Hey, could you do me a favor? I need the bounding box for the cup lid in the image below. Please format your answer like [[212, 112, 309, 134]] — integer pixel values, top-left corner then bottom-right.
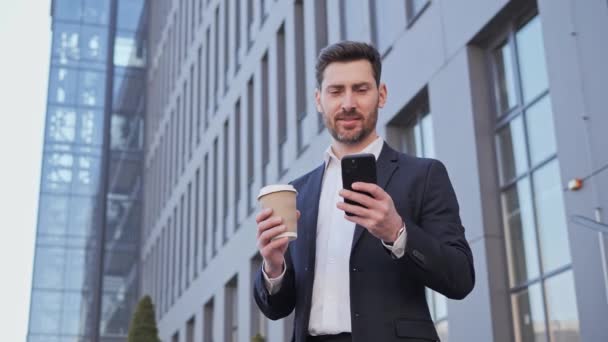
[[257, 184, 298, 200]]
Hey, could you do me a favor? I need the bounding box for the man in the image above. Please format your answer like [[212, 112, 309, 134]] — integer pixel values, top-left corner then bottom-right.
[[254, 41, 475, 342]]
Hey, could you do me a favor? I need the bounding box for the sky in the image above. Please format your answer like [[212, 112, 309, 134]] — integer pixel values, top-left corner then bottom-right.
[[0, 0, 51, 340]]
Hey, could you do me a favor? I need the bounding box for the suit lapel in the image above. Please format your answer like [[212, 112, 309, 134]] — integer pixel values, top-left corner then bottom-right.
[[302, 163, 325, 271], [351, 143, 400, 252]]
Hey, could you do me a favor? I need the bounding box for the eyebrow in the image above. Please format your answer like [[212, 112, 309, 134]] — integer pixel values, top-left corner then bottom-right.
[[325, 82, 373, 90]]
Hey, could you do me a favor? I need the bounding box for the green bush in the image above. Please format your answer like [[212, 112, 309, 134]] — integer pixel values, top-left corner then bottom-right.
[[128, 295, 161, 342], [252, 333, 266, 342]]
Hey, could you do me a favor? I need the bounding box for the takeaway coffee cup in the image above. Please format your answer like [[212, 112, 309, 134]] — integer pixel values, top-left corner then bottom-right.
[[257, 184, 298, 241]]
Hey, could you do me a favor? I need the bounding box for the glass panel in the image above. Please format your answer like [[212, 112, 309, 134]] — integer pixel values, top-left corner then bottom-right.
[[71, 154, 102, 195], [502, 178, 540, 286], [61, 291, 87, 335], [52, 23, 81, 64], [33, 247, 65, 289], [373, 1, 406, 54], [117, 0, 145, 31], [42, 150, 74, 193], [493, 42, 518, 114], [82, 0, 111, 25], [29, 290, 62, 334], [48, 67, 78, 105], [112, 72, 145, 113], [64, 249, 87, 290], [421, 114, 435, 158], [68, 196, 96, 238], [79, 109, 105, 146], [512, 284, 547, 342], [79, 70, 106, 107], [53, 0, 83, 22], [80, 25, 108, 64], [533, 160, 572, 273], [47, 107, 77, 143], [110, 113, 143, 150], [114, 31, 146, 68], [38, 194, 69, 236], [496, 115, 528, 184], [525, 96, 556, 166], [545, 271, 581, 342], [516, 17, 549, 103]]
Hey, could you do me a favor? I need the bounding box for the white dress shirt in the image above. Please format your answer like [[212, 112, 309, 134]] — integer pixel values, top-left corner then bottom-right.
[[263, 137, 407, 335]]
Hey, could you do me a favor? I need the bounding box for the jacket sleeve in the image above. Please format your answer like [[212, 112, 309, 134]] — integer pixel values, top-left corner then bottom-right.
[[401, 159, 475, 299], [253, 246, 297, 320]]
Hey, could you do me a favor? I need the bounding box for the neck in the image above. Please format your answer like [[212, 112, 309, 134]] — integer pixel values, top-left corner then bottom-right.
[[331, 132, 379, 160]]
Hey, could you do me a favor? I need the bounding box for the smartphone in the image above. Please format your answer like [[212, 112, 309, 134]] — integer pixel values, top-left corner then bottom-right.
[[341, 153, 377, 216]]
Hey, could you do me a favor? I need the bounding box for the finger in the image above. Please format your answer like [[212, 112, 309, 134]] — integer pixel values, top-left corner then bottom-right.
[[259, 225, 287, 246], [296, 210, 301, 220], [256, 208, 273, 224], [343, 212, 371, 229], [352, 182, 385, 199], [264, 235, 289, 252], [257, 216, 284, 237], [336, 201, 372, 218], [339, 189, 378, 209]]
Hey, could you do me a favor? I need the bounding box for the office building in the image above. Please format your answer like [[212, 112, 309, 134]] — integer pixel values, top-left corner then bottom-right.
[[27, 0, 147, 341]]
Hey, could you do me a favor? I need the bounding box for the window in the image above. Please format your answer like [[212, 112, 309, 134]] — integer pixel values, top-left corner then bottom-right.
[[223, 119, 230, 244], [235, 0, 242, 69], [387, 88, 447, 336], [194, 168, 200, 276], [212, 138, 218, 256], [276, 26, 287, 175], [261, 53, 270, 185], [224, 0, 231, 92], [234, 99, 242, 230], [294, 0, 307, 154], [189, 64, 194, 159], [182, 81, 187, 173], [214, 6, 220, 109], [186, 182, 192, 286], [250, 255, 268, 338], [179, 196, 185, 295], [205, 27, 211, 125], [203, 298, 214, 342], [187, 316, 195, 342], [225, 277, 238, 342], [197, 46, 202, 143], [247, 77, 255, 213], [406, 0, 430, 24], [203, 153, 209, 268], [490, 15, 580, 342]]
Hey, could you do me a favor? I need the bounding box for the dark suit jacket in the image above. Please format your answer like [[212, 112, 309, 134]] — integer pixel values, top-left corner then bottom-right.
[[254, 143, 475, 342]]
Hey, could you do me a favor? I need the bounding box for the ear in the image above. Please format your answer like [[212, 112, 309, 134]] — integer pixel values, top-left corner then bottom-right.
[[378, 83, 387, 108], [315, 88, 323, 113]]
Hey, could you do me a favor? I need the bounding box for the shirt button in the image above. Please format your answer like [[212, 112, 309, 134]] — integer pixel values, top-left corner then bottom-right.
[[354, 313, 360, 318], [352, 267, 358, 272]]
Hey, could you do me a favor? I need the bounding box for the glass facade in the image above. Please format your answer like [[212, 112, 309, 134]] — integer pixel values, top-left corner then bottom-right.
[[491, 15, 580, 342], [28, 1, 147, 341]]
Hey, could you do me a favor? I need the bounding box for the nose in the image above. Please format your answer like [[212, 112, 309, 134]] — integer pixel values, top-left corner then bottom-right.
[[341, 91, 355, 112]]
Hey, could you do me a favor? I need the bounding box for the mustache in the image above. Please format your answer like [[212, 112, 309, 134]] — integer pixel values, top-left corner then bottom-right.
[[335, 109, 363, 120]]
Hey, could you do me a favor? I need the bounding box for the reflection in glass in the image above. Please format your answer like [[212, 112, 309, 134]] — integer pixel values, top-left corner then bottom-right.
[[496, 116, 528, 184], [68, 196, 95, 238], [79, 70, 106, 107], [43, 151, 74, 193], [512, 285, 547, 342], [502, 178, 540, 286], [117, 0, 145, 31], [61, 291, 87, 335], [533, 160, 572, 273], [525, 96, 556, 166], [80, 25, 108, 63], [29, 290, 62, 334], [82, 0, 111, 25], [493, 42, 518, 114], [545, 271, 581, 342], [47, 107, 77, 143], [80, 109, 104, 146], [516, 17, 549, 103], [114, 33, 146, 68], [110, 113, 143, 150], [52, 23, 81, 63], [64, 249, 86, 290], [38, 194, 69, 235], [33, 247, 65, 289], [49, 67, 78, 105]]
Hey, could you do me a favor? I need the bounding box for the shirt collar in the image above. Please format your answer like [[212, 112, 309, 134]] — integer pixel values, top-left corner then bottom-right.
[[323, 136, 384, 168]]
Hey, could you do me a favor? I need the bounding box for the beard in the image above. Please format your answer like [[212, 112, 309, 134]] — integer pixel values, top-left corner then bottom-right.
[[323, 107, 378, 145]]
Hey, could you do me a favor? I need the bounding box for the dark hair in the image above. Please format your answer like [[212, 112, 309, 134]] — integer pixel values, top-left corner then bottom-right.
[[315, 41, 382, 88]]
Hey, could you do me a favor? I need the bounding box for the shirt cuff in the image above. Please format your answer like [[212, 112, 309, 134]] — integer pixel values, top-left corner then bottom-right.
[[262, 260, 286, 295], [381, 223, 407, 258]]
